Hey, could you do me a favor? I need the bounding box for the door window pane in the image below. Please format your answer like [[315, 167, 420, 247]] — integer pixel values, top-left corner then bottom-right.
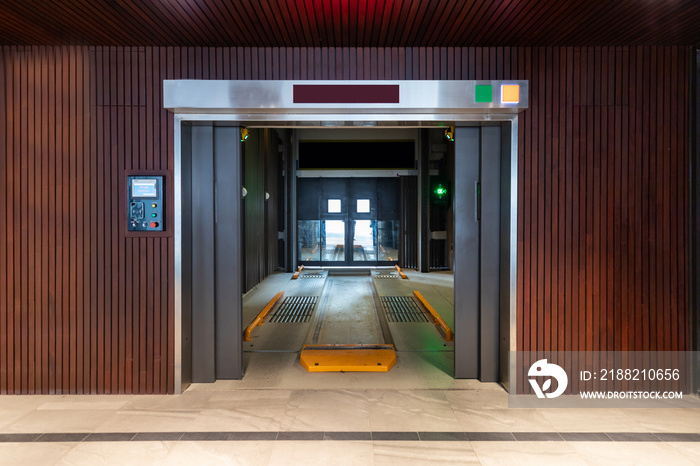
[[353, 220, 376, 261], [298, 220, 320, 261], [328, 199, 341, 213], [322, 220, 345, 261], [377, 220, 399, 262], [356, 199, 370, 213]]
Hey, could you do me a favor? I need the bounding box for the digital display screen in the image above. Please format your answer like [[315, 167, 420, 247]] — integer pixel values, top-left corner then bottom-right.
[[132, 179, 158, 198]]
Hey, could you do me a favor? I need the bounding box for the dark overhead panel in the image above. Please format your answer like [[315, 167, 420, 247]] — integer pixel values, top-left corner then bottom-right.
[[1, 0, 700, 47]]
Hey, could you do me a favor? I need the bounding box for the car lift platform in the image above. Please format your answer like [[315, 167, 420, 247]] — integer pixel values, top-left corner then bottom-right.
[[300, 344, 396, 372]]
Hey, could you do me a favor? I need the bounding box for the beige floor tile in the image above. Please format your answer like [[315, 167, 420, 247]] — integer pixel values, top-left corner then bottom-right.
[[193, 407, 287, 432], [95, 409, 198, 433], [444, 388, 509, 410], [365, 389, 452, 409], [0, 410, 34, 430], [6, 409, 117, 433], [373, 440, 479, 465], [286, 389, 369, 410], [367, 390, 463, 431], [471, 441, 584, 466], [278, 407, 371, 432], [0, 442, 77, 466], [268, 390, 370, 431], [0, 395, 57, 411], [279, 390, 371, 430], [621, 408, 700, 433], [37, 398, 130, 411], [541, 408, 646, 432], [207, 390, 292, 405], [370, 407, 462, 432], [268, 440, 373, 466], [59, 441, 175, 466], [569, 441, 700, 465], [163, 441, 272, 466], [452, 408, 556, 432], [665, 442, 700, 463], [120, 392, 213, 411]]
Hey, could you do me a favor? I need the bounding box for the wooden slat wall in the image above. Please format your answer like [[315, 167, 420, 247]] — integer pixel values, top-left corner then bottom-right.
[[0, 46, 690, 394], [1, 46, 175, 394], [516, 47, 689, 353]]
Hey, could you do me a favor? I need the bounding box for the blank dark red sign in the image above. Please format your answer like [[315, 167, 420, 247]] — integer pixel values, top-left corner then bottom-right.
[[293, 84, 400, 104]]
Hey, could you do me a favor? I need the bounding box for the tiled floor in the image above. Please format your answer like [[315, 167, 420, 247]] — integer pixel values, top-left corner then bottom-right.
[[1, 385, 699, 465], [2, 271, 698, 464]]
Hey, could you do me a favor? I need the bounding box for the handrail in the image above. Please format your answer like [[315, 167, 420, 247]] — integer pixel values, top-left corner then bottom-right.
[[292, 265, 304, 279], [394, 265, 407, 279], [413, 291, 454, 341], [243, 291, 284, 341]]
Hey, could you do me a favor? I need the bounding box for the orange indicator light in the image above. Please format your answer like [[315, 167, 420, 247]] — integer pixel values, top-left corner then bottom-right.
[[501, 84, 520, 103]]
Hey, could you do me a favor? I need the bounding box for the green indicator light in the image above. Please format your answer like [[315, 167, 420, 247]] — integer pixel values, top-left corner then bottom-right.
[[475, 85, 493, 103], [432, 181, 449, 205], [434, 184, 448, 199], [152, 213, 157, 218]]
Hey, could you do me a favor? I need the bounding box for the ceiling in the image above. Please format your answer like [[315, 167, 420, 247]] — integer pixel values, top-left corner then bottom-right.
[[1, 0, 699, 47]]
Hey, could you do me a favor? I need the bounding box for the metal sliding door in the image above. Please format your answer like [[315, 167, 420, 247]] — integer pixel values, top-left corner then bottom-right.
[[453, 125, 503, 381], [187, 125, 244, 383], [297, 177, 399, 267]]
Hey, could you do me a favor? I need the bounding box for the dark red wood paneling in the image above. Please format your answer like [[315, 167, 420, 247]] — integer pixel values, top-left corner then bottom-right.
[[512, 46, 690, 353], [0, 46, 174, 394], [2, 1, 700, 47], [0, 45, 691, 394]]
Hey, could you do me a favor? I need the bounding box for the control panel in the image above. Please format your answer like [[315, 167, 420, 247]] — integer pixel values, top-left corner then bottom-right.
[[127, 175, 164, 232]]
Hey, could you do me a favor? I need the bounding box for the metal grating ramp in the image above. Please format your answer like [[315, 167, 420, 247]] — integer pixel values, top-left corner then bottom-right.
[[287, 272, 327, 296], [269, 296, 317, 323], [381, 296, 429, 322]]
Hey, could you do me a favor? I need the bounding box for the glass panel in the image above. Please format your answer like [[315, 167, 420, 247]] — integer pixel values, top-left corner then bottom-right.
[[298, 220, 320, 261], [378, 220, 399, 261], [356, 199, 370, 213], [322, 220, 345, 261], [328, 199, 341, 213], [353, 220, 376, 261]]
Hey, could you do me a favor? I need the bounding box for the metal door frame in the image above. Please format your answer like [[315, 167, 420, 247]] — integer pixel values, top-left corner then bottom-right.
[[166, 80, 526, 393]]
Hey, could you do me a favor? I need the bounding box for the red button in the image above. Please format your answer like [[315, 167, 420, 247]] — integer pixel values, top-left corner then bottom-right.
[[150, 222, 159, 228]]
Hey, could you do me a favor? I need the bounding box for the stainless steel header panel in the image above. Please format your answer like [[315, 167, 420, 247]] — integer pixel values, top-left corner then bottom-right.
[[164, 80, 528, 116]]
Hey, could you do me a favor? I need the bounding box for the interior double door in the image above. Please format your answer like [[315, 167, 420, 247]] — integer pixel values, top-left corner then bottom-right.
[[297, 177, 399, 267]]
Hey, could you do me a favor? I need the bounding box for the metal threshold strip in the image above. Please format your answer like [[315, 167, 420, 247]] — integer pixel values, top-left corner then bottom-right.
[[300, 344, 396, 372]]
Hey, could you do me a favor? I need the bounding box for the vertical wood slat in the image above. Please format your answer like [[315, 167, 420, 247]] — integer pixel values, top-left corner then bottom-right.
[[0, 45, 692, 394], [0, 48, 7, 394]]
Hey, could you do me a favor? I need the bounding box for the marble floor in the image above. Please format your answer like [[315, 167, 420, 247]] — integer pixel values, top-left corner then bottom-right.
[[2, 271, 698, 464], [1, 383, 699, 465]]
